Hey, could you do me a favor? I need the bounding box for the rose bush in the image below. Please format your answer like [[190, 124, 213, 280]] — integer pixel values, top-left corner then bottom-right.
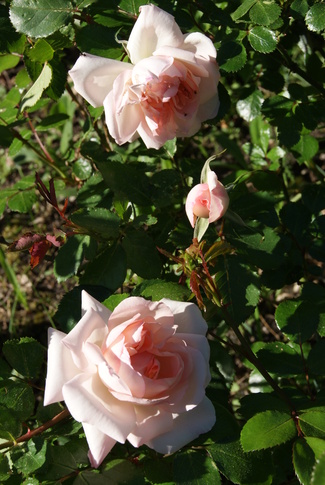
[[44, 291, 215, 467], [69, 5, 220, 149], [186, 168, 229, 228]]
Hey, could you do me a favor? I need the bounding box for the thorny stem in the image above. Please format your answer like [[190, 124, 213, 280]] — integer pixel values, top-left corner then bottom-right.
[[24, 112, 55, 165], [0, 408, 70, 450]]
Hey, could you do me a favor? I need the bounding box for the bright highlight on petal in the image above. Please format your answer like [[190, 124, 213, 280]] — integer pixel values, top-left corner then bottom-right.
[[68, 5, 220, 149], [44, 292, 215, 467]]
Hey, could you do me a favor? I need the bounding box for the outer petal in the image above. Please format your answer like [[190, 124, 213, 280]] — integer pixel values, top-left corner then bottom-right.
[[181, 32, 217, 59], [44, 328, 79, 405], [83, 422, 116, 468], [81, 290, 111, 322], [196, 60, 220, 117], [69, 53, 132, 107], [146, 397, 216, 454], [208, 171, 229, 223], [136, 121, 168, 149], [127, 406, 174, 448], [161, 299, 208, 336], [63, 308, 108, 371], [127, 5, 184, 64], [63, 373, 136, 443]]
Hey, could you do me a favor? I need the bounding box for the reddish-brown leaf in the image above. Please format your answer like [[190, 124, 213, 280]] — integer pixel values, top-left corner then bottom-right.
[[29, 239, 51, 269], [9, 232, 44, 251]]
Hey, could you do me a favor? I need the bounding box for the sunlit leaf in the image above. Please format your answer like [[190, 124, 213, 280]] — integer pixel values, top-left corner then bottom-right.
[[10, 0, 74, 38], [20, 63, 52, 111], [248, 26, 277, 53], [241, 411, 297, 451], [305, 3, 325, 32]]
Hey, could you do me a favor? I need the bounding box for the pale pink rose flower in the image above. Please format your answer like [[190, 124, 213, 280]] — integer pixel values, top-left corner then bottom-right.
[[44, 291, 215, 467], [69, 5, 220, 149], [186, 169, 229, 228]]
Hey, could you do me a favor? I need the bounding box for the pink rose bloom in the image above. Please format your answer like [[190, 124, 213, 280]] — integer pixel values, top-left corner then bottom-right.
[[44, 291, 215, 467], [186, 169, 229, 228], [69, 5, 220, 149]]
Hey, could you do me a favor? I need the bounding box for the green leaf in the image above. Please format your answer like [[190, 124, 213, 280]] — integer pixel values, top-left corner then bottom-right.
[[2, 337, 44, 379], [280, 200, 311, 240], [0, 125, 14, 148], [15, 438, 47, 476], [218, 41, 247, 72], [291, 0, 309, 19], [209, 438, 273, 484], [80, 244, 127, 291], [75, 24, 122, 59], [228, 226, 285, 271], [70, 207, 120, 239], [8, 189, 38, 213], [0, 404, 22, 440], [118, 0, 143, 15], [44, 442, 81, 481], [292, 134, 319, 164], [300, 412, 325, 439], [28, 39, 54, 62], [173, 449, 221, 485], [293, 438, 315, 485], [76, 172, 111, 208], [305, 437, 325, 460], [248, 26, 277, 53], [249, 116, 271, 153], [214, 255, 260, 324], [232, 0, 257, 21], [249, 1, 281, 26], [275, 299, 320, 343], [308, 340, 325, 376], [301, 184, 325, 217], [305, 3, 325, 32], [312, 453, 325, 485], [37, 113, 69, 130], [20, 63, 52, 112], [194, 216, 210, 242], [132, 279, 191, 301], [241, 410, 297, 451], [102, 293, 129, 312], [0, 54, 20, 73], [277, 114, 302, 147], [0, 454, 10, 482], [208, 403, 240, 443], [0, 380, 34, 421], [96, 160, 153, 206], [256, 342, 304, 376], [54, 235, 97, 282], [239, 393, 288, 420], [9, 0, 74, 38], [122, 230, 162, 279], [237, 90, 264, 122], [72, 158, 93, 180]]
